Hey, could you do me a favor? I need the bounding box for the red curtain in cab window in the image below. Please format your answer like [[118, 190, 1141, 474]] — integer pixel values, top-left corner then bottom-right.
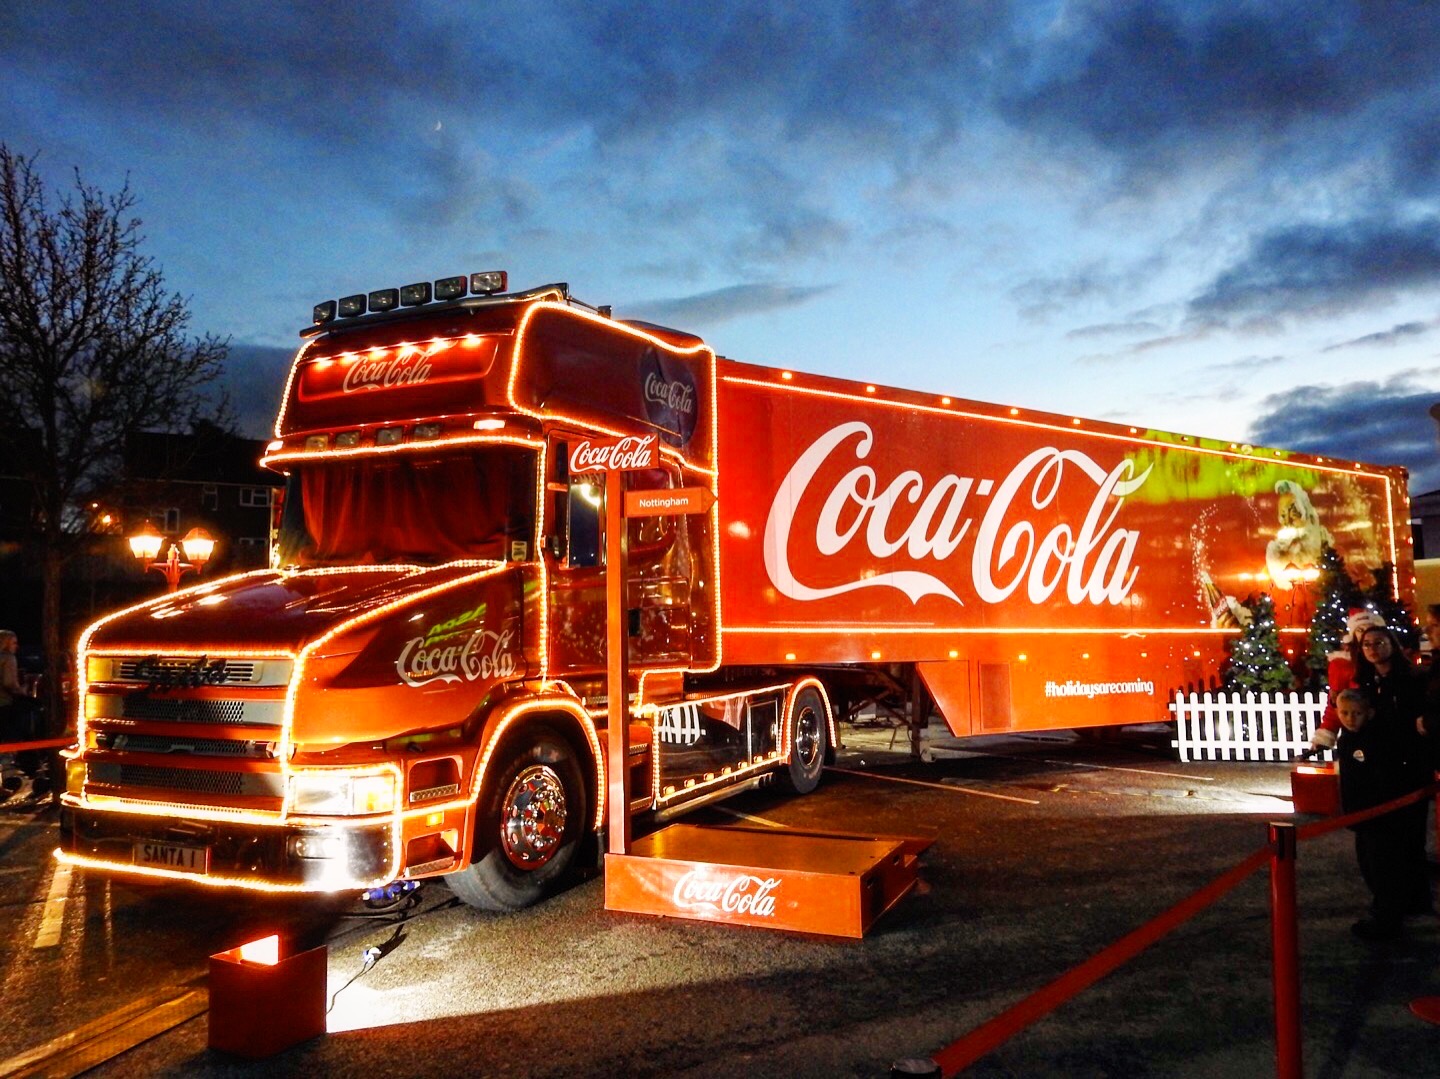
[[299, 452, 528, 564]]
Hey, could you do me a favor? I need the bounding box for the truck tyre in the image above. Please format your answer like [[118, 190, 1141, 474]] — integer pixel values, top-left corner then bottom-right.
[[449, 725, 587, 911], [781, 685, 827, 795]]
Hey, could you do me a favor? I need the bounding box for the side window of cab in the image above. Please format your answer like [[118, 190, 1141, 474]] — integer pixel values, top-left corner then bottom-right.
[[549, 438, 602, 569]]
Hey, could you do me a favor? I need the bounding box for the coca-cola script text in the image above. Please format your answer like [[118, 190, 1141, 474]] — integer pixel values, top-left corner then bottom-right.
[[763, 422, 1152, 607], [672, 869, 781, 917], [568, 434, 659, 473]]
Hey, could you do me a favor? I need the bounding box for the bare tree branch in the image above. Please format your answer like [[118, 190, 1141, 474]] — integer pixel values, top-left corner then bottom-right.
[[0, 145, 230, 732]]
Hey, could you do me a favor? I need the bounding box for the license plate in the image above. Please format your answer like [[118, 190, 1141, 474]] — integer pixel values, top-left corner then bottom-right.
[[133, 841, 209, 873]]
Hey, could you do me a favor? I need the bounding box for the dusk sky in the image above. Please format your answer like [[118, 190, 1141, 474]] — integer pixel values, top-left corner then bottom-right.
[[5, 2, 1440, 489]]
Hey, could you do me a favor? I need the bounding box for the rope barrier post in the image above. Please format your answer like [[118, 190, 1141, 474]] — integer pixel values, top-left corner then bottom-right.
[[1268, 821, 1302, 1079]]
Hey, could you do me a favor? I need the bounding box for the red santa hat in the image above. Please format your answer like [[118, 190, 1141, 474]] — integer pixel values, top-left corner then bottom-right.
[[1341, 608, 1385, 643]]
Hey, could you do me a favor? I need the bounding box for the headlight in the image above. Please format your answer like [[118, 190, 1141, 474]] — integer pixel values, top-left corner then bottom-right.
[[66, 758, 86, 795], [290, 771, 397, 816]]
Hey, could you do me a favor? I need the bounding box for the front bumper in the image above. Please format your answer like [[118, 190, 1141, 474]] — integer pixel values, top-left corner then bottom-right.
[[58, 805, 396, 892]]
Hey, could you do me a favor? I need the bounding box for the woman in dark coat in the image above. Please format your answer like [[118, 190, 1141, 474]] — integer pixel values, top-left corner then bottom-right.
[[1340, 626, 1433, 939]]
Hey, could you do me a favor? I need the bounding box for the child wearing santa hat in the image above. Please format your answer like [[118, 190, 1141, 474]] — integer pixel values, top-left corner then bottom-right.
[[1309, 608, 1387, 751]]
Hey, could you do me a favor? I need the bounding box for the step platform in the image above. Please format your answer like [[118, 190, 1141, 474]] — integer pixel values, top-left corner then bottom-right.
[[604, 824, 932, 938]]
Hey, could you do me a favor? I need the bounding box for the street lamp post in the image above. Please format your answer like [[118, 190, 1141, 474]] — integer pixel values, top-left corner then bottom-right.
[[128, 522, 216, 592]]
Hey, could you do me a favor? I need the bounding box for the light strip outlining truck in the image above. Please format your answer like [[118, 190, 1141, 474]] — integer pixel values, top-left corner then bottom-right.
[[57, 273, 1413, 908]]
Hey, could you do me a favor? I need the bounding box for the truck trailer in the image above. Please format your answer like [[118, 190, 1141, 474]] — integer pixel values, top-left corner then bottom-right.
[[58, 274, 1413, 908]]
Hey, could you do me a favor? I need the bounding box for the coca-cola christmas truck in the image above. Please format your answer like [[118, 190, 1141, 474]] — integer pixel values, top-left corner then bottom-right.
[[58, 273, 1412, 908]]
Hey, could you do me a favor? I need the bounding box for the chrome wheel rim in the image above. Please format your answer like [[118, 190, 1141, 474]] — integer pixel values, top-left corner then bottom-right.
[[794, 706, 822, 772], [500, 764, 568, 869]]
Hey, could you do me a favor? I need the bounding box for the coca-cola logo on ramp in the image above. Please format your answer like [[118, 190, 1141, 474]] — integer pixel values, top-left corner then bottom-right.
[[672, 869, 780, 917]]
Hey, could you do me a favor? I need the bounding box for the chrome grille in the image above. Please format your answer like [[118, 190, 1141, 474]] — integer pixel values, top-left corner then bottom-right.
[[117, 658, 257, 684], [118, 697, 282, 727], [97, 655, 293, 688], [88, 762, 283, 798], [110, 734, 272, 758]]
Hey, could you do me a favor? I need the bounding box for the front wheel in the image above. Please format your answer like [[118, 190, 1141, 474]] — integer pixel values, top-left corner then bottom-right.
[[448, 725, 587, 911], [781, 685, 828, 795]]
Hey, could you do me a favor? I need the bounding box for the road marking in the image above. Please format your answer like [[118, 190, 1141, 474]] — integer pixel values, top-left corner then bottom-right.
[[932, 747, 1215, 782], [713, 806, 788, 828], [1043, 759, 1214, 781], [0, 979, 207, 1078], [33, 861, 73, 949], [829, 767, 1042, 805]]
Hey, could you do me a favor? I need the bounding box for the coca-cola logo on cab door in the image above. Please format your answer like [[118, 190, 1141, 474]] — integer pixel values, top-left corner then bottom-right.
[[395, 625, 519, 688], [568, 434, 658, 473], [763, 421, 1154, 608]]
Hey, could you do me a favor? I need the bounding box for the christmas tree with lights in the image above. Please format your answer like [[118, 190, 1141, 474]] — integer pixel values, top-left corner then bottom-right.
[[1227, 593, 1296, 694], [1304, 543, 1361, 688], [1367, 562, 1420, 651]]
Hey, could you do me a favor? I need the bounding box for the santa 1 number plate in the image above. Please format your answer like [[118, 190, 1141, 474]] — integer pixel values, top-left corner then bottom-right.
[[133, 840, 209, 873]]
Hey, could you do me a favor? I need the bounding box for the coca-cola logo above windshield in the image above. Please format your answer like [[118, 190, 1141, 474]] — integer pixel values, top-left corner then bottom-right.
[[568, 434, 658, 473], [639, 348, 697, 447], [763, 422, 1154, 609], [340, 343, 439, 393]]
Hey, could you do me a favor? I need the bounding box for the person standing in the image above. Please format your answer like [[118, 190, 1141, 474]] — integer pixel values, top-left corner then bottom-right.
[[1420, 603, 1440, 749], [1344, 626, 1433, 937], [1310, 609, 1387, 752], [0, 629, 41, 782], [1335, 689, 1426, 938]]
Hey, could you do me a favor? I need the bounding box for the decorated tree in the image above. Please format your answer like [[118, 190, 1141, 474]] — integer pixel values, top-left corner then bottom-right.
[[1304, 543, 1361, 688], [1227, 593, 1296, 694], [1367, 562, 1420, 651]]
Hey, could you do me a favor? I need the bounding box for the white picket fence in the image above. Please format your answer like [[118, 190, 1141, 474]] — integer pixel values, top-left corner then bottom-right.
[[1169, 691, 1332, 763]]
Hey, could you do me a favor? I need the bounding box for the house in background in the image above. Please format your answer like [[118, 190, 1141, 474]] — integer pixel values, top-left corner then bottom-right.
[[0, 422, 282, 650], [108, 424, 283, 574]]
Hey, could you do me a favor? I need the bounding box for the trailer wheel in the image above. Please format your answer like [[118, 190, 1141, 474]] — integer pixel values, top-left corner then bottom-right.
[[781, 685, 828, 795], [449, 725, 587, 911]]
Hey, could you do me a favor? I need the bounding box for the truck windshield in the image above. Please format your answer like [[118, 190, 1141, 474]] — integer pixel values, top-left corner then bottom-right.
[[276, 447, 536, 567]]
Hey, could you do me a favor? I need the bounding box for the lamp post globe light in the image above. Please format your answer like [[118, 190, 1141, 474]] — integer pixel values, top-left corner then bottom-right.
[[128, 522, 216, 592]]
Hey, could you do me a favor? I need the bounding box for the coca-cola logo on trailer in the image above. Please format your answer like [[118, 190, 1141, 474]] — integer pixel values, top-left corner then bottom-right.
[[672, 869, 781, 917], [763, 422, 1153, 608], [568, 434, 659, 473]]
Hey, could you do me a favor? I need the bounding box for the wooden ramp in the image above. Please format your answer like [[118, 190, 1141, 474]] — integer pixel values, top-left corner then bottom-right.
[[605, 824, 932, 938]]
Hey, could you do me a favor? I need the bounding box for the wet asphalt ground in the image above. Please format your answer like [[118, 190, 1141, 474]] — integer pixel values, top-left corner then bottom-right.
[[1, 722, 1437, 1077]]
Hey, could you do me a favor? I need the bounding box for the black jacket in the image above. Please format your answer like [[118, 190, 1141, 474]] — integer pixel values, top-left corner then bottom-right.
[[1338, 709, 1430, 819]]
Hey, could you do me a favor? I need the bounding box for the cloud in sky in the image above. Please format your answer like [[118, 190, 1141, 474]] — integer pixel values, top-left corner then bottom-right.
[[1187, 218, 1440, 328], [1248, 372, 1440, 491], [1323, 319, 1437, 352], [627, 283, 835, 327], [5, 2, 1440, 489], [218, 344, 296, 440]]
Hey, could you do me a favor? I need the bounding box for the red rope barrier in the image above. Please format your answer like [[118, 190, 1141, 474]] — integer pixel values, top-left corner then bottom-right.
[[1295, 778, 1440, 841], [0, 738, 72, 753], [930, 846, 1272, 1076], [922, 775, 1440, 1077]]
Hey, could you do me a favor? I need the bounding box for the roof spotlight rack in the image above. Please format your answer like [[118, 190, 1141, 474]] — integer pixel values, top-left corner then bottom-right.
[[304, 274, 612, 337]]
